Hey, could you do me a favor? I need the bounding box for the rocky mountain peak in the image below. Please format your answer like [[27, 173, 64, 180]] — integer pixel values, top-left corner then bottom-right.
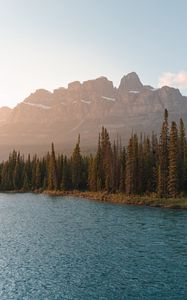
[[68, 81, 81, 90], [24, 89, 53, 105], [0, 72, 187, 160], [82, 77, 114, 97], [118, 72, 143, 93]]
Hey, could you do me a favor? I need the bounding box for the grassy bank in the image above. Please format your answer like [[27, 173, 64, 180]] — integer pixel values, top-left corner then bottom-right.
[[42, 190, 187, 209]]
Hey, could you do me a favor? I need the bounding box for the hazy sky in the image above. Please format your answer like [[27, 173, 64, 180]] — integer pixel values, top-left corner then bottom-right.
[[0, 0, 187, 107]]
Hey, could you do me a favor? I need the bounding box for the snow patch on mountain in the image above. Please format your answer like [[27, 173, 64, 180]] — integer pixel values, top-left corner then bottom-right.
[[128, 91, 140, 94], [81, 99, 91, 104], [101, 96, 116, 101], [150, 88, 158, 91], [23, 102, 51, 109]]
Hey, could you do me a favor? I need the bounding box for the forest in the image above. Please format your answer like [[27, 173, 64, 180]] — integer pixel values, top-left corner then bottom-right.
[[0, 109, 186, 198]]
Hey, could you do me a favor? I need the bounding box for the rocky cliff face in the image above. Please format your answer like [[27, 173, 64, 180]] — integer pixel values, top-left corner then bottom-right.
[[118, 72, 143, 94], [0, 72, 187, 158]]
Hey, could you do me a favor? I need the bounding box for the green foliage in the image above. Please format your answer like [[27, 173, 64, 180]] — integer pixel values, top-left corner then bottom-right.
[[0, 111, 186, 199]]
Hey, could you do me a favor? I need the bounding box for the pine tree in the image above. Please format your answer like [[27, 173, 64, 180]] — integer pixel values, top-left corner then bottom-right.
[[132, 134, 139, 194], [23, 172, 30, 191], [48, 143, 58, 190], [151, 133, 159, 193], [112, 139, 121, 192], [101, 127, 113, 192], [142, 135, 155, 193], [71, 135, 82, 190], [119, 146, 126, 192], [13, 153, 23, 190], [184, 142, 187, 192], [23, 154, 32, 190], [57, 154, 63, 187], [168, 122, 178, 197], [95, 134, 103, 191], [88, 155, 97, 191], [178, 118, 186, 191], [31, 155, 37, 190], [0, 162, 9, 190], [35, 159, 42, 189], [112, 141, 117, 192], [7, 150, 18, 190], [80, 156, 88, 190], [125, 136, 134, 194], [61, 156, 71, 190], [158, 109, 169, 197]]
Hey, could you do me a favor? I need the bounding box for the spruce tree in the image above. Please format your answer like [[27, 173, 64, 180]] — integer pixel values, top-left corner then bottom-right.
[[95, 134, 103, 191], [71, 135, 82, 190], [88, 155, 97, 191], [48, 143, 58, 190], [132, 134, 139, 194], [168, 122, 178, 197], [178, 118, 186, 191], [23, 172, 30, 191], [151, 133, 159, 193], [35, 159, 42, 189], [13, 153, 23, 190], [119, 146, 126, 192], [184, 142, 187, 192], [101, 127, 113, 192], [125, 136, 134, 194], [61, 156, 71, 190], [1, 162, 9, 191], [158, 109, 169, 197], [112, 138, 121, 192], [23, 154, 32, 190], [142, 136, 152, 193]]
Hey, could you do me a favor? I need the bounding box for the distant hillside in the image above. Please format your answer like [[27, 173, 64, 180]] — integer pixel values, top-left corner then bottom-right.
[[0, 72, 187, 159]]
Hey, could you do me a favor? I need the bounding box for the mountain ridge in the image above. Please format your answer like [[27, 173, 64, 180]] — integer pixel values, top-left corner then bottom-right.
[[0, 72, 187, 159]]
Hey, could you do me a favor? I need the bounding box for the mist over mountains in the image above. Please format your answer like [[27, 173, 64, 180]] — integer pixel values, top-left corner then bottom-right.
[[0, 72, 187, 159]]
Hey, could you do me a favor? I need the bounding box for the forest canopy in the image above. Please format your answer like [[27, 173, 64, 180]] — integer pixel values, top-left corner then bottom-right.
[[0, 110, 186, 198]]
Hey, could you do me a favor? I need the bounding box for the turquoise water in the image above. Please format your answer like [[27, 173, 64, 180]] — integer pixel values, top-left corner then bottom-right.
[[0, 193, 186, 300]]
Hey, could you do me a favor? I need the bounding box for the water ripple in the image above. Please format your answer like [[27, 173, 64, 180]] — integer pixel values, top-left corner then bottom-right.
[[0, 193, 186, 300]]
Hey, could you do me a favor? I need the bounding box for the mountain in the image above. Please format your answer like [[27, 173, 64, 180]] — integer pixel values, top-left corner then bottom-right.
[[0, 72, 187, 159], [0, 107, 12, 125]]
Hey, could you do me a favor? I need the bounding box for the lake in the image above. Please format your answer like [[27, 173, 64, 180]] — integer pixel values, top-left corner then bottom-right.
[[0, 193, 186, 300]]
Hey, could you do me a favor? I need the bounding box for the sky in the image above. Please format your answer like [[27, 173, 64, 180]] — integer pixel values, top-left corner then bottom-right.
[[0, 0, 187, 107]]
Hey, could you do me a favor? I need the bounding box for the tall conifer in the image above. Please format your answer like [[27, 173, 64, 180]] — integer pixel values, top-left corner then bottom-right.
[[158, 109, 169, 197], [168, 122, 178, 197], [125, 136, 134, 194], [48, 143, 58, 190], [178, 118, 186, 190], [71, 135, 82, 189]]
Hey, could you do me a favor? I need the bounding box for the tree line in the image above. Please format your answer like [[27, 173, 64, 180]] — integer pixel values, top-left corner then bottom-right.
[[0, 110, 186, 198]]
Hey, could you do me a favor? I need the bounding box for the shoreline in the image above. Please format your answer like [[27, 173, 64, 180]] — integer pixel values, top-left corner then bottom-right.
[[42, 190, 187, 210], [1, 190, 187, 209]]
